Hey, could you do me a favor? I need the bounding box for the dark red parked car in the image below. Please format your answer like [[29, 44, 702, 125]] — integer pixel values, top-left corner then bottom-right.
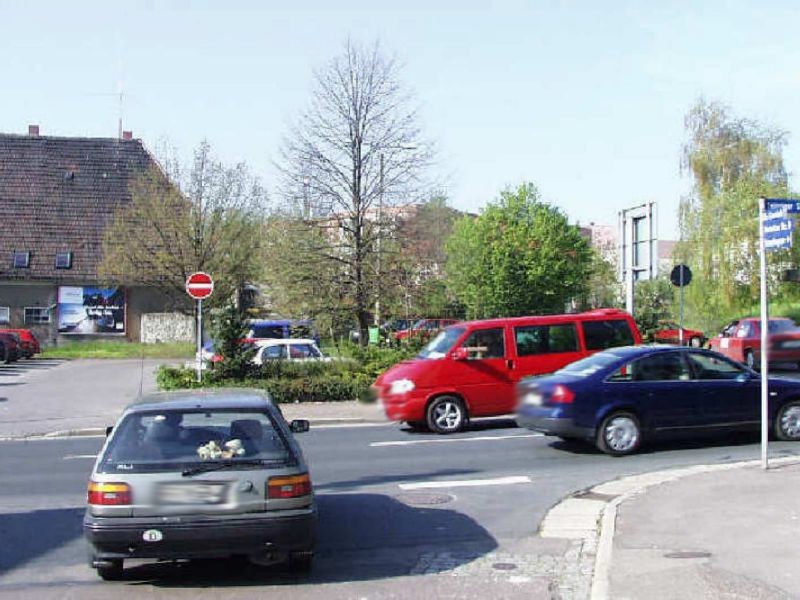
[[0, 332, 21, 363], [0, 328, 40, 358], [652, 321, 706, 347], [393, 318, 462, 341]]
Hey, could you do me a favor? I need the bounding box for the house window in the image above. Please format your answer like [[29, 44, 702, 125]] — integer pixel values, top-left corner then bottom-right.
[[24, 307, 50, 324], [0, 307, 9, 324], [13, 251, 30, 268], [55, 252, 73, 269]]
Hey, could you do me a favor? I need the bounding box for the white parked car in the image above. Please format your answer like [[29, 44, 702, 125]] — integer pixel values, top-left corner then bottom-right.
[[252, 339, 332, 365]]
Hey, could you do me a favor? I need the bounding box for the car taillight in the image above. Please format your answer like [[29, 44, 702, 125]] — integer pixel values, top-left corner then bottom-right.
[[268, 473, 312, 499], [551, 385, 575, 404], [88, 481, 132, 505]]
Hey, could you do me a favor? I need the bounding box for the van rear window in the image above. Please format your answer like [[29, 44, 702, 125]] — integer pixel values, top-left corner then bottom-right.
[[582, 320, 634, 351]]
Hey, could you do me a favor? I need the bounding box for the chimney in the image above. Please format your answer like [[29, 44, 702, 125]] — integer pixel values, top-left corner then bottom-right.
[[122, 130, 133, 141], [28, 124, 39, 137]]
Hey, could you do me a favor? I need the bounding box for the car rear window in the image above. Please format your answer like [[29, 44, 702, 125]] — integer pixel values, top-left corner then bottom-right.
[[582, 319, 635, 351], [97, 409, 292, 473], [558, 349, 626, 377]]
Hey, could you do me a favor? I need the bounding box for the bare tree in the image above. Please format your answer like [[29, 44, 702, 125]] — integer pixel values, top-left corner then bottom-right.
[[278, 40, 433, 344], [100, 141, 268, 308]]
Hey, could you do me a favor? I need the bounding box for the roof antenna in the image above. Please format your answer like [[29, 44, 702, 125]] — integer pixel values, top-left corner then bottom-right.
[[117, 82, 124, 140]]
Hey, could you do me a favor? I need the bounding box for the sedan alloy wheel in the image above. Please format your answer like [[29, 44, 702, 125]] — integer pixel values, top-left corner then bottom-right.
[[597, 412, 641, 456]]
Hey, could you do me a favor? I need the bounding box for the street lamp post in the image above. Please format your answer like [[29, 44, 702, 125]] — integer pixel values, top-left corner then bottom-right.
[[374, 143, 418, 327], [375, 152, 385, 327]]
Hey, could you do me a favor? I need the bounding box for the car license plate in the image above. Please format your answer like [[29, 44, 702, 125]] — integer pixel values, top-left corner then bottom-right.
[[524, 392, 543, 406], [158, 482, 228, 505]]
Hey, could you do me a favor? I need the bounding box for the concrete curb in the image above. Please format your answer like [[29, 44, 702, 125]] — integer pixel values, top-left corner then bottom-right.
[[538, 455, 800, 600]]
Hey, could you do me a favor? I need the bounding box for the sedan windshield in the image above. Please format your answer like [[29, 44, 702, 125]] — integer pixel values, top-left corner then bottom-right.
[[558, 349, 626, 377], [97, 409, 292, 474], [418, 327, 466, 359]]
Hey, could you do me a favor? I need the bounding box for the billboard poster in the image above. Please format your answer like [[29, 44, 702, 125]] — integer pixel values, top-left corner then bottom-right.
[[58, 286, 126, 335]]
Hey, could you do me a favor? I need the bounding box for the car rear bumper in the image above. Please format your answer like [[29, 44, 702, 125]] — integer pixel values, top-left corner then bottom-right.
[[516, 413, 593, 440], [84, 507, 316, 561]]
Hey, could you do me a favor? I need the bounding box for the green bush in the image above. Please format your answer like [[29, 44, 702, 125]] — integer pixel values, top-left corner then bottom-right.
[[157, 366, 203, 390], [156, 340, 422, 402]]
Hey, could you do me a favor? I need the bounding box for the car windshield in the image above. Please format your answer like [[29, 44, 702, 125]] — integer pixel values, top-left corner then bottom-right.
[[410, 319, 427, 330], [769, 319, 797, 333], [557, 349, 626, 377], [97, 408, 292, 474], [417, 327, 466, 359]]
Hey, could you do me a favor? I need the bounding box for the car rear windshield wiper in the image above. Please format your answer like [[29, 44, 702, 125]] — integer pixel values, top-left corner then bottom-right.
[[182, 459, 285, 477]]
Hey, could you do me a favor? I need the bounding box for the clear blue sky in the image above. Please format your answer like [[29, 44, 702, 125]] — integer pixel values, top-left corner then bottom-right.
[[2, 0, 799, 239]]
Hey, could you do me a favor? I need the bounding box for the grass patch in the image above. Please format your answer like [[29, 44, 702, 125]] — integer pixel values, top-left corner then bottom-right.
[[42, 341, 195, 359]]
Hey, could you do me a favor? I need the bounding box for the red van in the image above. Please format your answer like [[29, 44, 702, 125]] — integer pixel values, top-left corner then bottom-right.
[[374, 309, 642, 433]]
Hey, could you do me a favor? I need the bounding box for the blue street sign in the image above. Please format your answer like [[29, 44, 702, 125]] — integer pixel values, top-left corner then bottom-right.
[[765, 198, 800, 213], [763, 218, 794, 240], [766, 236, 792, 251]]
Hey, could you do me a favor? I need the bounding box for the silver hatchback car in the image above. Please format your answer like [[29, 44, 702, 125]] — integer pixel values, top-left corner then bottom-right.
[[84, 390, 315, 580]]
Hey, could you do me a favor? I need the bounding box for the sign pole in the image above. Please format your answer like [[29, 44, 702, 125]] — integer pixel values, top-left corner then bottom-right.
[[678, 268, 685, 345], [196, 298, 203, 384], [759, 197, 769, 470]]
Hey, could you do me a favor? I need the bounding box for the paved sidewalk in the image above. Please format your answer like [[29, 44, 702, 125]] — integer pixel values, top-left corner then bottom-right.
[[606, 460, 800, 599]]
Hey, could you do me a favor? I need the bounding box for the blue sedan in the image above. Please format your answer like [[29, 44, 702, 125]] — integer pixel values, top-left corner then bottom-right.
[[516, 345, 800, 456]]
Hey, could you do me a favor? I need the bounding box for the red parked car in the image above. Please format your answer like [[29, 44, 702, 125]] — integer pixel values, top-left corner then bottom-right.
[[393, 318, 461, 341], [0, 332, 21, 363], [652, 321, 706, 347], [375, 309, 642, 433], [0, 328, 40, 358], [708, 317, 800, 370]]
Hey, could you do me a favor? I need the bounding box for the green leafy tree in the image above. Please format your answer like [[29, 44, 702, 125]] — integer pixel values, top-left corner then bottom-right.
[[210, 303, 256, 380], [633, 278, 674, 341], [445, 183, 592, 319], [676, 99, 792, 332]]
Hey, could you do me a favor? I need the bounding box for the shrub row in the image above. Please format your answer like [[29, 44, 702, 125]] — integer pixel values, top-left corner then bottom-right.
[[156, 338, 428, 402], [157, 365, 373, 403]]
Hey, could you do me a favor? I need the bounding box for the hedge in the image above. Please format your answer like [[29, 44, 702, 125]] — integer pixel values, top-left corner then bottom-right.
[[156, 338, 426, 403], [157, 366, 373, 403]]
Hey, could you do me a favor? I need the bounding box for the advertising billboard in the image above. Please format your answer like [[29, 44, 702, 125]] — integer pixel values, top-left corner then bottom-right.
[[58, 286, 126, 335]]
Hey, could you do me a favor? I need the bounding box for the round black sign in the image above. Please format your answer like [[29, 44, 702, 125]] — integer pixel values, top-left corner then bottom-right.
[[670, 264, 692, 287]]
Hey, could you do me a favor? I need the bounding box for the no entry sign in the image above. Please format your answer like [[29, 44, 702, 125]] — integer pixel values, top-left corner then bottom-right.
[[186, 271, 214, 300]]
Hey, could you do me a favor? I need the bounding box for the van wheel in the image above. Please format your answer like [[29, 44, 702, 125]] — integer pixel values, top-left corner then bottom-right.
[[426, 396, 467, 434], [596, 411, 641, 456]]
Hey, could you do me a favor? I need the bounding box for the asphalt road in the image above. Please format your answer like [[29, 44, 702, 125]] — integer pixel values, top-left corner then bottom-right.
[[1, 419, 799, 599]]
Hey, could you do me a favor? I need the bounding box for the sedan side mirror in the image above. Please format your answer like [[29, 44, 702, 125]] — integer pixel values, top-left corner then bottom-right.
[[290, 419, 310, 433], [105, 426, 113, 437]]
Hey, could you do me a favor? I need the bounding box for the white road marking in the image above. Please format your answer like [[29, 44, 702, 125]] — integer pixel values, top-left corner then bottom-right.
[[399, 475, 532, 490], [62, 454, 97, 460], [371, 433, 541, 447]]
